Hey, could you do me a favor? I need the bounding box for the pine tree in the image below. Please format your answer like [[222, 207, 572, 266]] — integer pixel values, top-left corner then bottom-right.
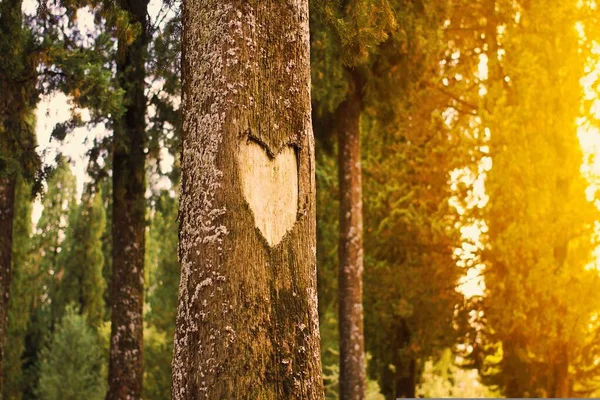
[[173, 1, 323, 398], [56, 188, 107, 328], [454, 0, 600, 396], [37, 306, 107, 400], [35, 162, 78, 325], [14, 162, 77, 398], [310, 3, 395, 394]]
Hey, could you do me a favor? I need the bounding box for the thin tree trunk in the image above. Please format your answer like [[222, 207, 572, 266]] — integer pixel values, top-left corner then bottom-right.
[[337, 74, 366, 400], [172, 1, 323, 398], [0, 1, 22, 391], [550, 335, 569, 398], [394, 358, 416, 399], [0, 177, 16, 394], [106, 0, 148, 397], [550, 352, 569, 398]]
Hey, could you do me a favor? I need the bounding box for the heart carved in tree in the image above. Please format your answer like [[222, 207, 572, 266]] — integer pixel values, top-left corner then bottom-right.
[[238, 139, 298, 246]]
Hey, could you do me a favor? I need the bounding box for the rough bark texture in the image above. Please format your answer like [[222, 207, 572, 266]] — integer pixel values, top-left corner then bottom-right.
[[106, 0, 149, 398], [0, 177, 16, 395], [173, 1, 323, 398], [336, 77, 366, 400]]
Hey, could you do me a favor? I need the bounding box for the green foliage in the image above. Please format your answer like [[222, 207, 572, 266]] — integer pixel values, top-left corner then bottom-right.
[[55, 187, 107, 328], [362, 95, 465, 397], [0, 0, 41, 188], [417, 349, 499, 398], [32, 161, 78, 323], [147, 10, 182, 164], [0, 0, 128, 190], [320, 307, 385, 400], [315, 144, 340, 317], [143, 188, 180, 399], [457, 1, 600, 397], [143, 325, 173, 400], [12, 161, 79, 397], [36, 306, 107, 400], [312, 0, 396, 68]]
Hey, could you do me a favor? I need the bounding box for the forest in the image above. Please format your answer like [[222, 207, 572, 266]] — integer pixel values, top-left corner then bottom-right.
[[2, 0, 600, 398]]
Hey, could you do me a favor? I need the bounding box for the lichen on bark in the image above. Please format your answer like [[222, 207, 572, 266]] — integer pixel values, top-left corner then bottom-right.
[[173, 1, 323, 398]]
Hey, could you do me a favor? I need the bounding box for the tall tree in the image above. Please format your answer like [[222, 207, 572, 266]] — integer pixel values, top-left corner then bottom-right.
[[456, 0, 600, 397], [20, 161, 77, 398], [0, 169, 17, 396], [1, 0, 123, 387], [335, 70, 367, 400], [106, 0, 150, 397], [0, 0, 39, 388], [2, 179, 33, 399], [311, 3, 395, 396], [311, 1, 458, 397], [173, 1, 323, 398]]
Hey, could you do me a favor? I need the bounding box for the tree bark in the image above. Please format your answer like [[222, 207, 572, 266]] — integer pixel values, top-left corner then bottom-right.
[[173, 1, 323, 398], [337, 74, 366, 400], [0, 177, 16, 394], [106, 0, 148, 398], [0, 3, 22, 390], [394, 358, 416, 399], [549, 337, 569, 398]]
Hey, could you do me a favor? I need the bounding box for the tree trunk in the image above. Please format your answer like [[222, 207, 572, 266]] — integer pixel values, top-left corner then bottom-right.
[[394, 358, 416, 399], [106, 0, 148, 398], [172, 1, 323, 398], [0, 177, 16, 394], [337, 74, 366, 400], [550, 338, 569, 398]]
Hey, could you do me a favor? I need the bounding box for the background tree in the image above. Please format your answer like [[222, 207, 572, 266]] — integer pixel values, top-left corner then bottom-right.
[[2, 179, 33, 399], [144, 188, 180, 399], [36, 306, 107, 400], [106, 0, 150, 396], [0, 0, 123, 387], [457, 0, 600, 397], [55, 187, 107, 328], [19, 161, 77, 398], [0, 0, 41, 386], [310, 2, 396, 395], [311, 1, 476, 398]]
